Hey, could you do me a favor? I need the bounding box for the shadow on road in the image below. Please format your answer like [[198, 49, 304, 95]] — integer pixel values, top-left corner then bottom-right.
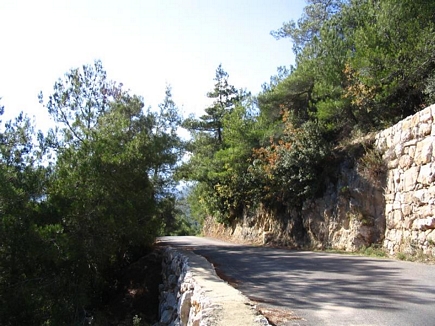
[[199, 246, 434, 310], [158, 237, 435, 325], [160, 237, 435, 326]]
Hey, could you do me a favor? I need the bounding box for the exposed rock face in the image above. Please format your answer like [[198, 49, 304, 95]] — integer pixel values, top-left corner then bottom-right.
[[376, 104, 435, 256], [204, 157, 386, 252], [204, 104, 435, 258], [301, 158, 386, 251]]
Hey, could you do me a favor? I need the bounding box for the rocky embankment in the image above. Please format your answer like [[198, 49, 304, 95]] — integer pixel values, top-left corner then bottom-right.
[[204, 104, 435, 258]]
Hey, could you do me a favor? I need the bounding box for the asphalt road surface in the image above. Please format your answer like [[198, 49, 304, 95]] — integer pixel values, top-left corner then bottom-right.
[[158, 236, 435, 326]]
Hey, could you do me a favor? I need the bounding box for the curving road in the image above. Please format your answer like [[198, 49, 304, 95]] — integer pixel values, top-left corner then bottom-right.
[[158, 236, 435, 326]]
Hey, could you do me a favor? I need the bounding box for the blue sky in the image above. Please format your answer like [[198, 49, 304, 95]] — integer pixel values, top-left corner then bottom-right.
[[0, 0, 305, 130]]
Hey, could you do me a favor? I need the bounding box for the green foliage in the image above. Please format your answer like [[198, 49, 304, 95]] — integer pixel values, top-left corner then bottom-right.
[[0, 62, 184, 324], [38, 60, 124, 148], [165, 188, 201, 236], [257, 65, 314, 126], [183, 63, 331, 223], [396, 252, 407, 261], [357, 145, 387, 185], [250, 116, 331, 208], [181, 66, 253, 223], [271, 0, 345, 55], [271, 0, 435, 136], [185, 182, 211, 225], [342, 0, 435, 127], [0, 111, 60, 325], [360, 245, 387, 258], [424, 71, 435, 104], [182, 64, 248, 144], [133, 314, 142, 326]]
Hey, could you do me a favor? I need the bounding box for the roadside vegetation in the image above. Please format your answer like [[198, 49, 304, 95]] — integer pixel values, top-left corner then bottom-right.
[[181, 0, 435, 227], [326, 245, 435, 264], [0, 62, 188, 324]]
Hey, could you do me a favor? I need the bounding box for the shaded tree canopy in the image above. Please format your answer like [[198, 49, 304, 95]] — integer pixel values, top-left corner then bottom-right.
[[0, 61, 186, 325]]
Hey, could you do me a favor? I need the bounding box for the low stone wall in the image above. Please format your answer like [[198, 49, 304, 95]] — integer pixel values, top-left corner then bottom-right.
[[158, 248, 217, 325], [157, 247, 269, 326], [375, 104, 435, 256]]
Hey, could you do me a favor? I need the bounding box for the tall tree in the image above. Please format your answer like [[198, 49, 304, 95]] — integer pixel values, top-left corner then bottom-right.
[[183, 64, 248, 144], [180, 66, 252, 222], [343, 0, 435, 126], [37, 61, 184, 323], [148, 85, 183, 195], [0, 109, 56, 325], [181, 65, 249, 182], [271, 0, 346, 55], [38, 60, 124, 148]]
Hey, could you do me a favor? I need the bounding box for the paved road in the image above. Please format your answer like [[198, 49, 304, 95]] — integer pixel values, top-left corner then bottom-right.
[[158, 236, 435, 326]]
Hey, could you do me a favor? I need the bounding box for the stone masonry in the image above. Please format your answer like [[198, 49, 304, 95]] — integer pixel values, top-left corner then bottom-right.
[[375, 104, 435, 256], [157, 247, 269, 326], [157, 248, 216, 326]]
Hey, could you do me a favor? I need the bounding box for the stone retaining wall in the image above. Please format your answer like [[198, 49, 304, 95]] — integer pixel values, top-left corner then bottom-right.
[[375, 104, 435, 256], [157, 247, 269, 326], [157, 248, 217, 326]]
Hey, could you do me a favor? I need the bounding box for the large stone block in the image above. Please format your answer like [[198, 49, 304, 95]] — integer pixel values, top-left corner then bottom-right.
[[393, 199, 402, 210], [402, 191, 415, 204], [178, 290, 193, 325], [421, 204, 435, 218], [387, 158, 399, 169], [409, 144, 416, 159], [414, 218, 435, 231], [417, 163, 435, 185], [428, 185, 435, 197], [415, 137, 433, 165], [401, 203, 412, 216], [419, 106, 433, 124], [401, 166, 420, 191], [386, 210, 396, 229], [403, 139, 418, 148], [393, 126, 402, 147], [396, 229, 405, 244], [401, 118, 413, 142], [426, 230, 435, 243], [384, 190, 395, 202], [393, 170, 402, 192], [394, 143, 404, 158], [384, 229, 396, 241], [411, 111, 420, 127], [402, 115, 413, 127], [417, 123, 432, 138], [385, 203, 394, 214], [391, 209, 403, 228], [404, 215, 418, 229], [413, 189, 430, 206], [399, 155, 413, 170]]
